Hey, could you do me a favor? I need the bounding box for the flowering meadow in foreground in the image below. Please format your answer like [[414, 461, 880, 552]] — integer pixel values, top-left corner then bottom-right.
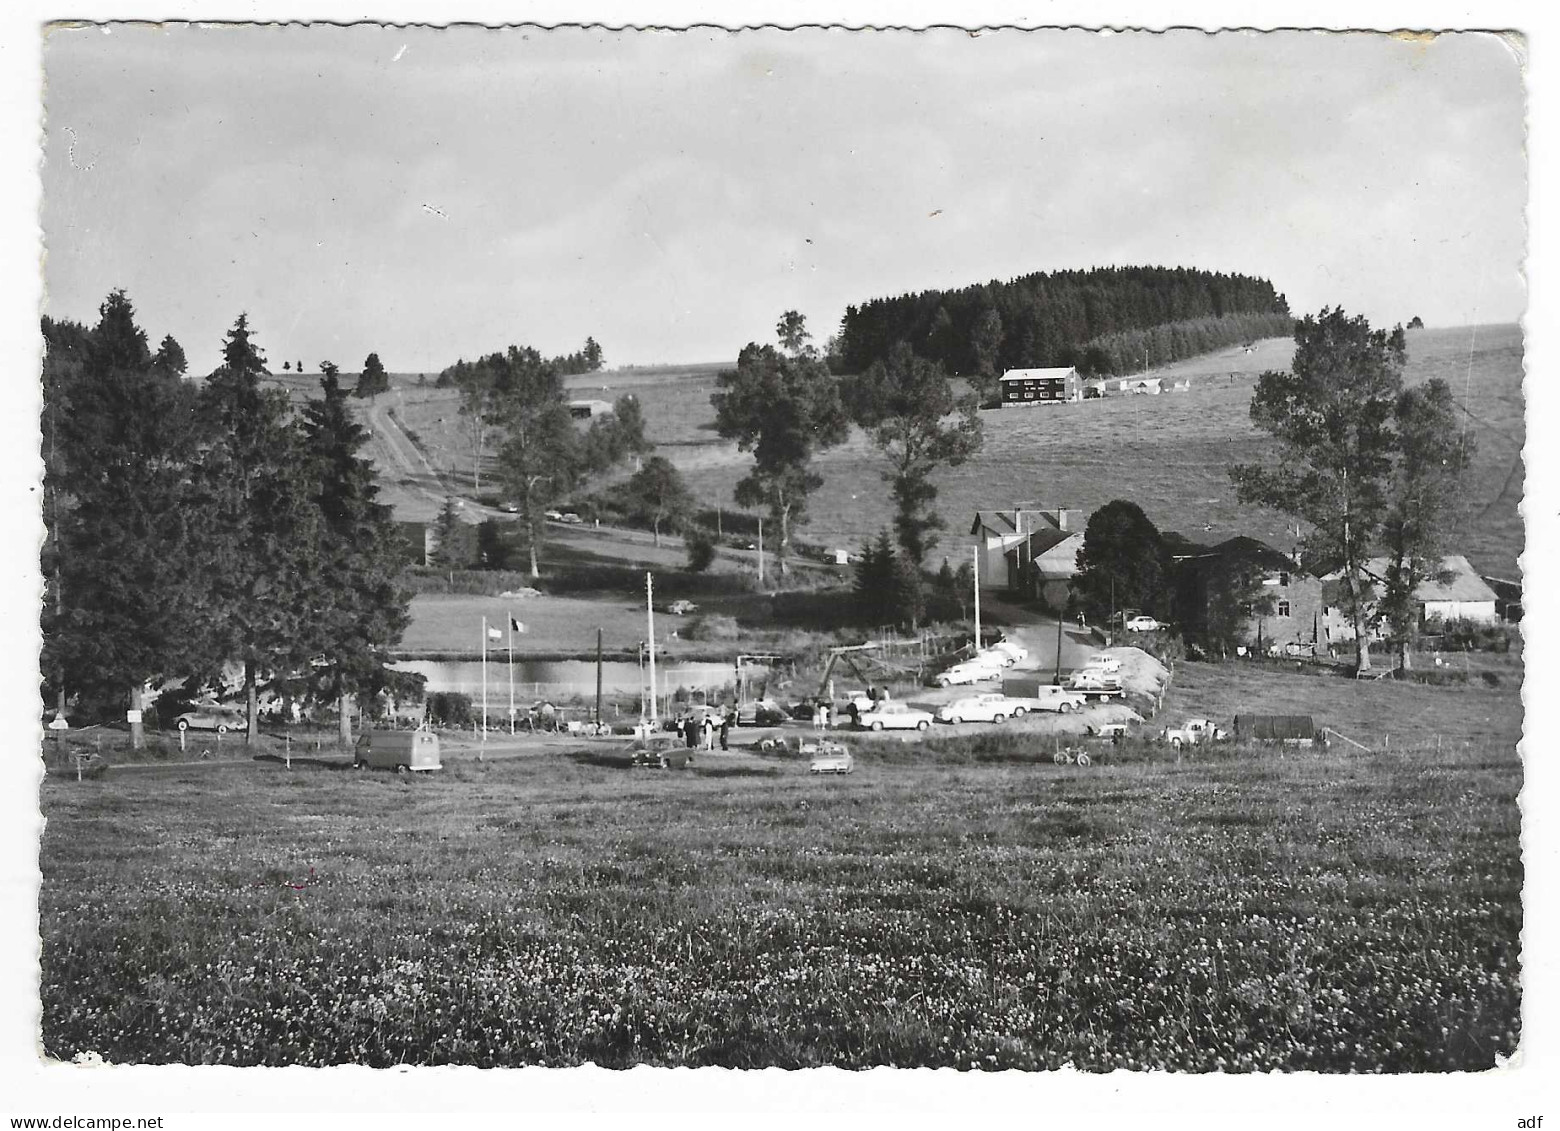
[[39, 740, 1520, 1070]]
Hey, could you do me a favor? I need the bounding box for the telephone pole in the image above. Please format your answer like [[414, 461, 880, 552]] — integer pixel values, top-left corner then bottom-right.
[[646, 572, 659, 725]]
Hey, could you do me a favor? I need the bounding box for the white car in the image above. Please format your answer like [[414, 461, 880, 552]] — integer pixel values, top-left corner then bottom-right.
[[1082, 653, 1121, 674], [545, 509, 564, 521], [666, 599, 699, 615], [976, 647, 1019, 668], [1069, 669, 1123, 693], [1162, 718, 1228, 748], [936, 693, 1019, 724], [935, 659, 1003, 687], [857, 702, 933, 731], [987, 639, 1029, 665], [1006, 685, 1088, 714], [809, 743, 855, 774], [1124, 615, 1163, 632], [560, 512, 584, 524]]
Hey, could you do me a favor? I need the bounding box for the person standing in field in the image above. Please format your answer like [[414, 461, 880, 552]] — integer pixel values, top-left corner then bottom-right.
[[702, 713, 716, 751]]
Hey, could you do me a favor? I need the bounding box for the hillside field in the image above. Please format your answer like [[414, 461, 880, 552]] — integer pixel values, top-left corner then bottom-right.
[[358, 325, 1523, 580]]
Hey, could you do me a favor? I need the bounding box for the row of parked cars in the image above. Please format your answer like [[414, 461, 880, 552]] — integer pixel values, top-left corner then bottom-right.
[[933, 638, 1029, 687]]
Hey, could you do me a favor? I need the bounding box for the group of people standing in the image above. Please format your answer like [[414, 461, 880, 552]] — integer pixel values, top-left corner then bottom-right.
[[676, 708, 733, 751]]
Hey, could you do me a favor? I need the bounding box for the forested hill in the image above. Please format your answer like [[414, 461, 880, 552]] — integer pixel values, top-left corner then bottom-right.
[[837, 265, 1293, 379]]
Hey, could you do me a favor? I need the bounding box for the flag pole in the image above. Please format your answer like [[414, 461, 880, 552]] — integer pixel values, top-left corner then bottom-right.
[[508, 612, 515, 735], [481, 615, 489, 738]]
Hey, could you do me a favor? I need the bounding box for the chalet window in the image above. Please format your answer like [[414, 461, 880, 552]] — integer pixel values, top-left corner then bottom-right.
[[1279, 572, 1290, 587], [1277, 600, 1291, 617], [1240, 602, 1253, 616]]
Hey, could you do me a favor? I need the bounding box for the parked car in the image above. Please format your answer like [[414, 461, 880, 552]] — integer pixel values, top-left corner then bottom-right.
[[736, 699, 785, 726], [936, 693, 1019, 725], [559, 512, 584, 524], [1161, 718, 1228, 748], [1124, 615, 1163, 632], [976, 647, 1019, 668], [1069, 669, 1123, 693], [987, 639, 1029, 665], [1004, 685, 1088, 714], [809, 742, 855, 774], [1086, 721, 1133, 739], [857, 702, 933, 731], [544, 509, 564, 521], [1081, 653, 1121, 674], [666, 599, 699, 615], [174, 703, 246, 733], [935, 658, 1004, 687]]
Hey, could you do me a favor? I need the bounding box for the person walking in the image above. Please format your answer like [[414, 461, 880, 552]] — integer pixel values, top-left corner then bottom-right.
[[683, 714, 698, 749], [719, 710, 731, 751], [819, 702, 831, 730]]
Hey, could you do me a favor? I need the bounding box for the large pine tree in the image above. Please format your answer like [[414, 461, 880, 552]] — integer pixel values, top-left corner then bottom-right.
[[199, 313, 322, 741], [301, 362, 412, 743], [49, 292, 224, 747]]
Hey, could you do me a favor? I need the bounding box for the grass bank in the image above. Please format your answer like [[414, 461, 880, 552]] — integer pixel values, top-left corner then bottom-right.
[[40, 737, 1519, 1070]]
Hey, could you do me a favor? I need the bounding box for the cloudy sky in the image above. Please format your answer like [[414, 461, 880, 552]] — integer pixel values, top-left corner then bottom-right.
[[41, 24, 1526, 373]]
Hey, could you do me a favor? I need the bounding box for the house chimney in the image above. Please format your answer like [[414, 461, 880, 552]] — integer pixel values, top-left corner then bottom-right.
[[1056, 508, 1069, 531]]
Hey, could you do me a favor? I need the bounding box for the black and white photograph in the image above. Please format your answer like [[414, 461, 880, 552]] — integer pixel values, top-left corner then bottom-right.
[[5, 2, 1554, 1123]]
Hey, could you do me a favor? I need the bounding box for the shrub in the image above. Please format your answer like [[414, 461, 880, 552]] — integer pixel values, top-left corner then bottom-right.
[[427, 692, 473, 728], [401, 568, 542, 596], [685, 615, 740, 642], [1425, 618, 1519, 654], [685, 531, 716, 573]]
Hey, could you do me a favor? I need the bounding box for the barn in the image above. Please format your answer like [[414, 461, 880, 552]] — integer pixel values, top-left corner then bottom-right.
[[999, 367, 1080, 407]]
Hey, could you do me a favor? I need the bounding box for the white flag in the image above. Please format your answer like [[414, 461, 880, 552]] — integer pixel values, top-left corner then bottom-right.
[[487, 626, 502, 642]]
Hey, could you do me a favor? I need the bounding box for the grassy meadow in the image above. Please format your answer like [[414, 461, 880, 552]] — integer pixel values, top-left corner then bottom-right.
[[39, 721, 1520, 1071]]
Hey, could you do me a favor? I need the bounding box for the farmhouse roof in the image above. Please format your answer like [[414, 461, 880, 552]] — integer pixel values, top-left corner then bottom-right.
[[1003, 526, 1079, 560], [999, 367, 1077, 382], [1356, 554, 1498, 604], [1166, 534, 1297, 572]]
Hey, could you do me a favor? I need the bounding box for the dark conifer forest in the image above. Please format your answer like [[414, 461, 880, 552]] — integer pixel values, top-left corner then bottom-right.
[[836, 265, 1293, 380]]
